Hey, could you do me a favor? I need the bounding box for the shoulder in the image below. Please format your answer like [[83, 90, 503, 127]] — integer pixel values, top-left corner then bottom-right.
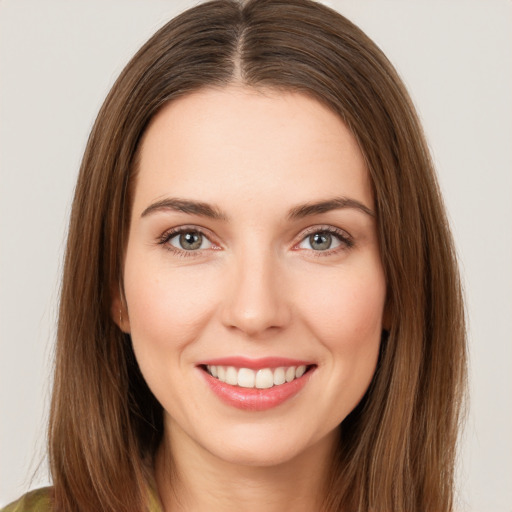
[[1, 488, 53, 512], [2, 484, 162, 512]]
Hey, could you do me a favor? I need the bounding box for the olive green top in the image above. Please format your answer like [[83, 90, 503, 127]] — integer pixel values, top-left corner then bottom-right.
[[1, 489, 52, 512], [1, 486, 163, 512]]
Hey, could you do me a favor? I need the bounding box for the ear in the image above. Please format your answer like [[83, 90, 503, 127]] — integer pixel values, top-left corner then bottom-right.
[[111, 285, 131, 333]]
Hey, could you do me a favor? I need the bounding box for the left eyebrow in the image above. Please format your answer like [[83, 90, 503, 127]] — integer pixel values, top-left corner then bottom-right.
[[287, 196, 375, 219], [140, 198, 228, 220]]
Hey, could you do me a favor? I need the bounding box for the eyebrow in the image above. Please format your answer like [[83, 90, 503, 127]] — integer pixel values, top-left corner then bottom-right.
[[140, 195, 374, 221], [287, 197, 375, 219], [141, 198, 228, 220]]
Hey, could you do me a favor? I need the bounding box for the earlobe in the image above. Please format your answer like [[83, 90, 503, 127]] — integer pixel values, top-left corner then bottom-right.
[[111, 289, 131, 333]]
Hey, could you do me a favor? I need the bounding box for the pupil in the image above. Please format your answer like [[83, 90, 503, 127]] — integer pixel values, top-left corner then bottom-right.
[[180, 232, 202, 250], [310, 232, 331, 250]]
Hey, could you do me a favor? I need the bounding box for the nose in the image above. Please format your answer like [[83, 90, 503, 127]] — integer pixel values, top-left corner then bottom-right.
[[220, 250, 291, 338]]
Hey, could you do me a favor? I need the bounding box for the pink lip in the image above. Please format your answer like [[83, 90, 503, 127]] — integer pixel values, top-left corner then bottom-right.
[[197, 358, 315, 412], [197, 356, 312, 370]]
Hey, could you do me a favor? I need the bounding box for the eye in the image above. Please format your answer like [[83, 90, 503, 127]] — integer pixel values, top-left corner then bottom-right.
[[302, 232, 339, 251], [164, 229, 213, 251], [296, 227, 353, 252]]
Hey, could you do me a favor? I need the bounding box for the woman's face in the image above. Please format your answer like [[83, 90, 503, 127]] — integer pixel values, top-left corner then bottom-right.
[[119, 86, 386, 467]]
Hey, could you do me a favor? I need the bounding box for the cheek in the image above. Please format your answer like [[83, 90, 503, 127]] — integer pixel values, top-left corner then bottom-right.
[[123, 259, 220, 352], [301, 269, 385, 418], [122, 260, 222, 415], [299, 263, 385, 401], [302, 269, 386, 347]]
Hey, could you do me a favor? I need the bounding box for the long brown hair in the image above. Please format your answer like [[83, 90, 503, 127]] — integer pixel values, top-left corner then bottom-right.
[[49, 1, 467, 510]]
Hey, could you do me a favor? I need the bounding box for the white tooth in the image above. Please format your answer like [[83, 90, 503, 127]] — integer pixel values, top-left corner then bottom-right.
[[226, 366, 238, 385], [238, 368, 256, 388], [217, 366, 226, 382], [285, 366, 296, 383], [256, 368, 274, 389], [295, 365, 306, 378], [273, 367, 286, 385], [209, 365, 218, 378]]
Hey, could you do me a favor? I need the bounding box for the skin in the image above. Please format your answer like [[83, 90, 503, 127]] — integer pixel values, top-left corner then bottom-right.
[[115, 85, 387, 511]]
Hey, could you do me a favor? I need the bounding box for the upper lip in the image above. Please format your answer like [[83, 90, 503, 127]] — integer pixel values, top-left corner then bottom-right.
[[196, 356, 314, 370]]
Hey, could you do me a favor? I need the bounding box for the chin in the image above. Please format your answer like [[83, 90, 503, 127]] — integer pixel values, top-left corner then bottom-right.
[[196, 421, 338, 469]]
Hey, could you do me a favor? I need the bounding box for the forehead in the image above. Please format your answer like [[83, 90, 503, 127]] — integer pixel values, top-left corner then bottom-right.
[[133, 85, 372, 216]]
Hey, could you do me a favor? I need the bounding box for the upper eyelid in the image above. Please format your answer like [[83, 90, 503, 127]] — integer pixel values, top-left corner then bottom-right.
[[296, 224, 352, 240], [161, 225, 215, 240]]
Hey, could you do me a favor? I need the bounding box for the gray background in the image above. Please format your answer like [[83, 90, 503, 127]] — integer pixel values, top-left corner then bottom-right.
[[1, 1, 511, 509]]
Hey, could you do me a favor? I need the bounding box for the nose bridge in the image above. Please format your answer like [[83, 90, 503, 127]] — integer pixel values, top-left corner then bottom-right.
[[221, 242, 290, 336]]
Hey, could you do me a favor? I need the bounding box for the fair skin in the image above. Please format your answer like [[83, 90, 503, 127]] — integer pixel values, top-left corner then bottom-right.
[[115, 85, 387, 511]]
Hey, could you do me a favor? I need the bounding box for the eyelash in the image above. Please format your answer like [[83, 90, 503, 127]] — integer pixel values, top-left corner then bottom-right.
[[157, 225, 354, 258]]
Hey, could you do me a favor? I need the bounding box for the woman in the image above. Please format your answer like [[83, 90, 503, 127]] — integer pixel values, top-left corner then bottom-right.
[[3, 0, 466, 510]]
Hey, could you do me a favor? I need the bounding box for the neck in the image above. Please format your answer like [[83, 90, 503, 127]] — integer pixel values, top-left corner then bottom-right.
[[154, 423, 337, 512]]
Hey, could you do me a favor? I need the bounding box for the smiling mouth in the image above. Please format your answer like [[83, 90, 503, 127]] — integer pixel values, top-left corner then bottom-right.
[[203, 364, 314, 389]]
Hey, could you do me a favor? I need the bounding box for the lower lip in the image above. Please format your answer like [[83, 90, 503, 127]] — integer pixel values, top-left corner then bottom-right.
[[200, 368, 313, 411]]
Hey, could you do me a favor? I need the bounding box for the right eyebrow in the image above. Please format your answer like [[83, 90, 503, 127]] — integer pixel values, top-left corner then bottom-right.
[[140, 197, 228, 220], [287, 196, 375, 219]]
